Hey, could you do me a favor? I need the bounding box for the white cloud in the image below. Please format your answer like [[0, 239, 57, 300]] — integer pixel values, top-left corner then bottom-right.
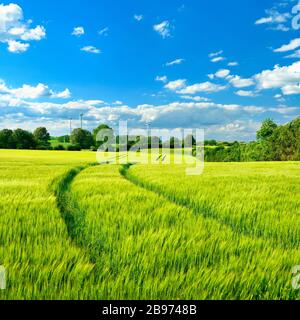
[[72, 26, 84, 37], [153, 20, 172, 38], [155, 76, 168, 83], [81, 46, 101, 54], [211, 56, 225, 63], [7, 40, 29, 53], [228, 75, 255, 88], [52, 89, 71, 99], [180, 95, 211, 102], [274, 38, 300, 52], [209, 50, 223, 58], [177, 81, 227, 94], [215, 69, 230, 78], [228, 62, 239, 67], [285, 49, 300, 58], [99, 27, 109, 36], [134, 15, 143, 22], [166, 58, 184, 66], [255, 9, 291, 31], [235, 90, 256, 97], [255, 61, 300, 95], [113, 100, 123, 105], [0, 81, 298, 140], [268, 107, 299, 114], [281, 84, 300, 95], [164, 79, 186, 91], [10, 83, 50, 99], [0, 81, 71, 99], [243, 106, 264, 113], [21, 25, 46, 41], [0, 3, 23, 32], [8, 26, 25, 36], [209, 50, 226, 63], [0, 3, 46, 53]]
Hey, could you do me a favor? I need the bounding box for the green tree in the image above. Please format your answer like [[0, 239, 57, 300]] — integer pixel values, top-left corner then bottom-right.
[[257, 119, 278, 141], [33, 127, 51, 149], [0, 129, 15, 149], [93, 124, 115, 148], [204, 139, 218, 146], [57, 135, 70, 143], [70, 128, 93, 149], [12, 129, 36, 150]]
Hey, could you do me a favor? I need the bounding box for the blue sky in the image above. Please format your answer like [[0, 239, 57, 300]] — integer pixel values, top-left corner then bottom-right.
[[0, 0, 299, 140]]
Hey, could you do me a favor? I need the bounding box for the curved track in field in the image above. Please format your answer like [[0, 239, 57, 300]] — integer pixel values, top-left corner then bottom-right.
[[120, 164, 293, 250], [53, 162, 294, 252], [52, 163, 99, 263], [50, 162, 300, 299]]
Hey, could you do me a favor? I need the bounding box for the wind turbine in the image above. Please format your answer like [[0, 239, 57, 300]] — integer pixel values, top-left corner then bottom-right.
[[80, 113, 84, 129]]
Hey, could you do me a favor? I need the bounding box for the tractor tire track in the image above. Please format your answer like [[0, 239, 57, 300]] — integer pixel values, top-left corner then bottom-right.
[[51, 163, 99, 262], [120, 164, 294, 250]]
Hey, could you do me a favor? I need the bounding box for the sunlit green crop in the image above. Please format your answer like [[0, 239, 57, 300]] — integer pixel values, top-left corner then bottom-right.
[[0, 150, 299, 299]]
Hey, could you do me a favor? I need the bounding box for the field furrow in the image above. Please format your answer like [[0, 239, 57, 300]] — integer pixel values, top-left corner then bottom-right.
[[126, 162, 300, 249], [70, 164, 300, 299]]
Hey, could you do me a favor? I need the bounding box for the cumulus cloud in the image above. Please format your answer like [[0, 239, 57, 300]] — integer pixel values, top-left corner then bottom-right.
[[215, 69, 230, 78], [0, 81, 71, 99], [153, 20, 172, 38], [164, 79, 186, 91], [0, 3, 46, 53], [235, 90, 257, 97], [52, 88, 71, 99], [227, 75, 255, 88], [164, 78, 226, 94], [81, 46, 101, 54], [7, 40, 29, 53], [255, 61, 300, 95], [281, 84, 300, 95], [72, 26, 84, 36], [21, 25, 46, 41], [0, 82, 298, 140], [177, 82, 227, 94]]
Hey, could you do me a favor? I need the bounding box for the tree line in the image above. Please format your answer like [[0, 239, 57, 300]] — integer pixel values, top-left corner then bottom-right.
[[204, 117, 300, 162], [0, 127, 51, 150], [0, 117, 299, 162], [0, 124, 197, 151]]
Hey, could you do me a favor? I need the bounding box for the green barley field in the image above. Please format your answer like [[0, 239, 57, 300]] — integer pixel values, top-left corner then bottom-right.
[[0, 149, 299, 300]]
